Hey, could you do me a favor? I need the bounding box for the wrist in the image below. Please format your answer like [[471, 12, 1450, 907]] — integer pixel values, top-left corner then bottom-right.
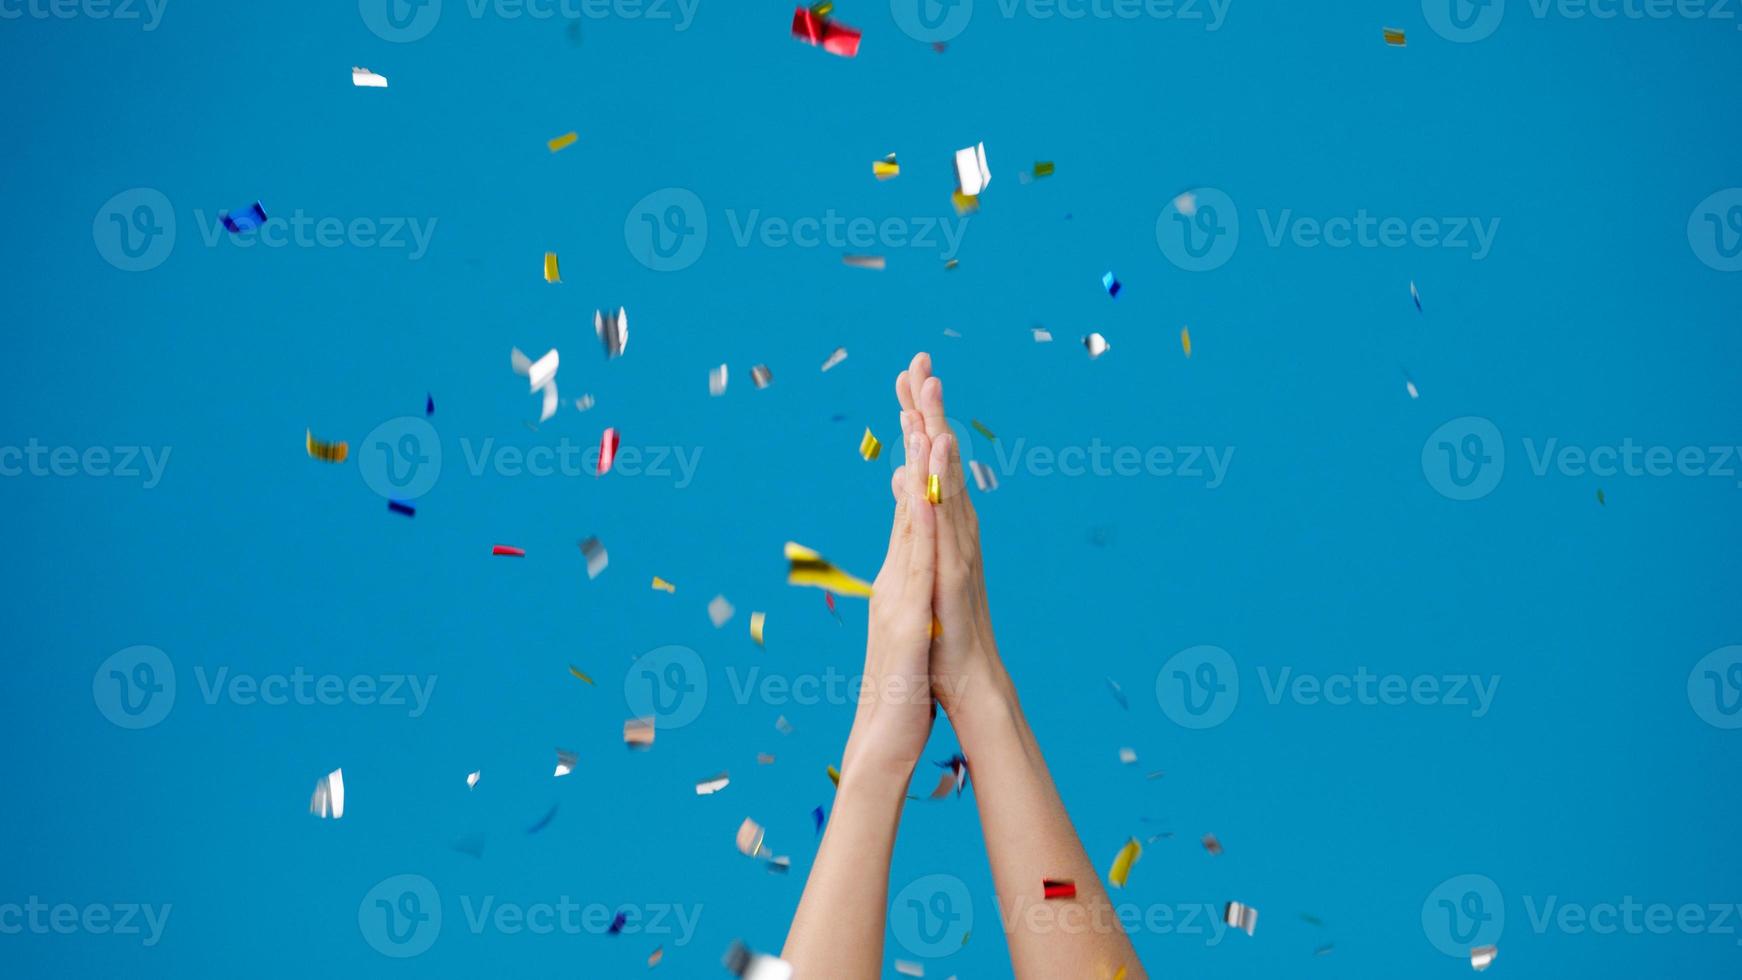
[[941, 654, 1020, 743]]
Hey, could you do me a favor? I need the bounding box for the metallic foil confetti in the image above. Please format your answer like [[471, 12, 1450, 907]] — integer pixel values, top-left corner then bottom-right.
[[492, 545, 525, 557], [1383, 26, 1406, 45], [351, 66, 387, 88], [723, 940, 794, 980], [968, 459, 997, 492], [790, 5, 861, 57], [1102, 271, 1122, 298], [708, 594, 735, 628], [305, 430, 348, 463], [820, 347, 848, 371], [826, 765, 840, 786], [543, 252, 560, 282], [388, 500, 415, 517], [750, 611, 766, 646], [951, 190, 980, 216], [553, 748, 577, 777], [594, 307, 629, 359], [309, 768, 344, 819], [926, 473, 941, 505], [1033, 161, 1055, 178], [842, 254, 886, 270], [1223, 901, 1258, 935], [548, 131, 578, 152], [624, 716, 655, 748], [873, 153, 899, 180], [648, 947, 664, 967], [1118, 747, 1136, 764], [425, 393, 433, 415], [527, 804, 559, 834], [598, 427, 620, 475], [1109, 837, 1141, 887], [1201, 832, 1223, 855], [608, 912, 627, 935], [574, 393, 595, 412], [221, 201, 267, 234], [1042, 879, 1076, 900], [709, 363, 729, 396], [859, 428, 882, 461], [1181, 327, 1192, 357], [1410, 279, 1422, 312], [812, 806, 825, 834], [579, 536, 608, 579], [785, 542, 874, 597], [1084, 333, 1111, 359], [1106, 677, 1129, 709], [750, 364, 772, 389], [1032, 327, 1053, 342], [954, 141, 991, 196], [757, 753, 774, 765], [652, 576, 676, 593], [735, 817, 766, 857], [944, 258, 959, 270], [1470, 945, 1497, 970], [696, 772, 731, 795], [895, 961, 923, 977], [466, 770, 481, 789], [970, 419, 996, 441], [568, 664, 594, 685]]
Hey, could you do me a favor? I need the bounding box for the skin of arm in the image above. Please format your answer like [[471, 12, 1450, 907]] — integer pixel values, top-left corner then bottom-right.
[[897, 352, 1148, 980]]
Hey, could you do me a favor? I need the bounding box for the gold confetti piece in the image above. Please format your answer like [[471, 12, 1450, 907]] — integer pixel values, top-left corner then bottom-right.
[[1181, 326, 1192, 357], [1108, 837, 1141, 887], [926, 474, 941, 505], [736, 817, 766, 857], [944, 259, 959, 270], [750, 611, 766, 646], [951, 190, 980, 216], [873, 153, 899, 180], [859, 428, 882, 461], [756, 753, 775, 765], [648, 946, 664, 967], [306, 429, 348, 463], [652, 576, 676, 593], [750, 364, 773, 389], [624, 717, 655, 748], [843, 254, 886, 270], [1470, 945, 1498, 971], [1033, 160, 1055, 178], [1383, 26, 1406, 45], [543, 251, 560, 282], [1223, 900, 1258, 936], [785, 542, 874, 597], [567, 664, 595, 685], [1113, 969, 1128, 980], [970, 419, 996, 441], [696, 772, 730, 794], [548, 131, 578, 152], [826, 765, 841, 787]]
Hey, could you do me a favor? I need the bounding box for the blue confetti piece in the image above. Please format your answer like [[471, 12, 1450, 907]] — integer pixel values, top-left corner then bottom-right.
[[220, 201, 267, 234]]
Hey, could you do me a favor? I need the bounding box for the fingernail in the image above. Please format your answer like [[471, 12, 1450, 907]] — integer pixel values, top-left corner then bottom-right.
[[926, 474, 942, 505]]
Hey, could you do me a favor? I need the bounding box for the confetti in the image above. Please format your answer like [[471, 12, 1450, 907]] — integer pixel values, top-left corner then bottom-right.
[[1032, 327, 1053, 343], [452, 833, 486, 858], [598, 428, 620, 475], [951, 190, 980, 216], [942, 328, 962, 338], [608, 912, 628, 935], [492, 545, 525, 557], [873, 153, 899, 180], [756, 753, 775, 765], [895, 961, 923, 977], [859, 428, 882, 461], [548, 131, 578, 152], [954, 141, 991, 197], [1470, 945, 1498, 971], [511, 347, 561, 422], [1383, 26, 1406, 45], [1108, 837, 1142, 888], [466, 770, 481, 789], [553, 748, 577, 777], [221, 201, 267, 234], [624, 717, 655, 749], [1404, 372, 1420, 400], [575, 536, 609, 579], [723, 940, 794, 980], [1172, 190, 1199, 216], [750, 364, 773, 389], [1201, 833, 1223, 855], [709, 363, 729, 396], [1102, 271, 1122, 298], [1410, 279, 1423, 312], [842, 254, 886, 270], [735, 817, 766, 857], [1597, 488, 1606, 506], [527, 803, 559, 834], [574, 394, 595, 412], [594, 307, 629, 359], [388, 500, 415, 517], [1118, 747, 1137, 765], [968, 460, 997, 492], [568, 664, 595, 685], [821, 347, 849, 372], [708, 594, 735, 628], [927, 770, 957, 799], [1083, 333, 1111, 359], [750, 611, 766, 646], [652, 576, 677, 593], [944, 258, 959, 270], [351, 66, 388, 88], [648, 947, 664, 967], [696, 772, 731, 795], [309, 768, 344, 819], [785, 542, 874, 597], [1105, 677, 1128, 709], [970, 419, 996, 441], [766, 856, 791, 874], [826, 765, 841, 787], [1181, 327, 1193, 357], [1223, 900, 1258, 936], [1315, 944, 1335, 956], [1033, 161, 1055, 178], [1043, 879, 1077, 900], [305, 430, 348, 463], [543, 252, 560, 283], [926, 473, 942, 505], [812, 806, 825, 834], [776, 716, 793, 734], [790, 4, 861, 57]]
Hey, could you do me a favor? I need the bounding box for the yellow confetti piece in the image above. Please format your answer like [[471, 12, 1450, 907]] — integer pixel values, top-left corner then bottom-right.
[[567, 664, 594, 685], [931, 618, 943, 638], [1033, 161, 1055, 178], [951, 190, 980, 216], [873, 154, 899, 180], [970, 419, 996, 441], [926, 474, 941, 505], [1108, 837, 1142, 888], [1113, 968, 1127, 980], [548, 131, 578, 152], [827, 765, 841, 787], [1181, 326, 1192, 358], [944, 259, 959, 270], [750, 611, 766, 646], [305, 429, 348, 463], [859, 428, 882, 461], [651, 576, 676, 593], [785, 542, 873, 598], [544, 252, 560, 283], [1382, 27, 1406, 45]]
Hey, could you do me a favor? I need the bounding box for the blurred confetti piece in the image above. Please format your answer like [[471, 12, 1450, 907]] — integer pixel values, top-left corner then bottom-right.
[[1106, 677, 1128, 709], [1102, 271, 1122, 298], [937, 753, 969, 796], [821, 347, 849, 371], [1315, 944, 1335, 956], [466, 770, 481, 789], [756, 753, 775, 765], [943, 327, 962, 338], [543, 252, 560, 282], [624, 717, 655, 749], [812, 806, 825, 834], [843, 254, 886, 270], [598, 428, 620, 475], [766, 855, 791, 874], [452, 833, 486, 858], [927, 770, 956, 799], [1032, 327, 1053, 343], [512, 346, 560, 391], [1173, 191, 1198, 216], [648, 947, 663, 967], [860, 428, 882, 461], [1383, 26, 1406, 45], [351, 66, 388, 87], [709, 594, 735, 628], [388, 500, 415, 517], [1181, 327, 1192, 357], [1043, 879, 1076, 900], [309, 768, 344, 819], [1470, 945, 1498, 971], [1118, 747, 1137, 765], [1083, 333, 1111, 358], [951, 190, 980, 216], [786, 542, 873, 597], [595, 307, 629, 359], [750, 364, 773, 389], [873, 153, 899, 180], [568, 664, 595, 685], [652, 576, 677, 593], [425, 393, 434, 415], [1405, 372, 1420, 399], [306, 430, 348, 463], [548, 131, 578, 152], [1108, 837, 1142, 887], [527, 803, 559, 834], [750, 611, 766, 646], [776, 715, 793, 734], [895, 962, 923, 977], [1410, 279, 1422, 312], [970, 419, 997, 441], [574, 393, 595, 412], [554, 749, 577, 777], [1223, 901, 1258, 936], [790, 5, 860, 57], [710, 363, 729, 396], [944, 258, 959, 270], [723, 940, 794, 980], [579, 536, 608, 579], [221, 201, 267, 234], [697, 772, 731, 795], [492, 545, 525, 557], [1033, 160, 1055, 178], [1597, 488, 1606, 506], [1202, 833, 1223, 855], [954, 141, 991, 196], [968, 460, 997, 492], [827, 765, 841, 787], [735, 817, 766, 857], [608, 912, 628, 935]]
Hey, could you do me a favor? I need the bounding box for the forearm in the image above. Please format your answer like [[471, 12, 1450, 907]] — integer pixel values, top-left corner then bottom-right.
[[781, 758, 911, 979], [950, 656, 1147, 980]]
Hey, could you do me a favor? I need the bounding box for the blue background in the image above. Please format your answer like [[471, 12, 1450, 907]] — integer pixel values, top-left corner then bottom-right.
[[2, 0, 1740, 976]]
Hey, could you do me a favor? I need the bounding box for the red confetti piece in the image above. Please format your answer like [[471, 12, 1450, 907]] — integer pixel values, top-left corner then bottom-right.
[[598, 427, 620, 475], [493, 545, 525, 557], [1043, 879, 1077, 900], [791, 6, 860, 57]]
